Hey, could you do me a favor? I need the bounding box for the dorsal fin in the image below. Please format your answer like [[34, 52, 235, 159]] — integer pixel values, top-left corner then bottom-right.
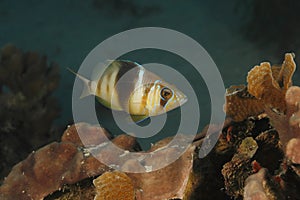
[[91, 62, 108, 82]]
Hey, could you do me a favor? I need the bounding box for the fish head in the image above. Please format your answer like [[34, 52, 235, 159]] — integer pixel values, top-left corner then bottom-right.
[[128, 81, 187, 117], [159, 83, 188, 113], [144, 81, 188, 116]]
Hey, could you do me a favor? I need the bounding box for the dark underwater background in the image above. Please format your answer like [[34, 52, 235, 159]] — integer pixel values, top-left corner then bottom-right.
[[1, 0, 300, 181]]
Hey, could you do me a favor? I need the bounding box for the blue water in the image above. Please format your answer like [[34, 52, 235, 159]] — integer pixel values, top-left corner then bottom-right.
[[1, 0, 299, 149]]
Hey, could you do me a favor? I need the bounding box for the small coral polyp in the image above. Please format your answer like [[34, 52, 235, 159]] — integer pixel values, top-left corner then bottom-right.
[[93, 171, 135, 200]]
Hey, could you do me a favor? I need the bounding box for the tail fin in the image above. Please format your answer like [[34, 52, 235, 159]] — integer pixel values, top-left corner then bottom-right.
[[67, 68, 96, 98]]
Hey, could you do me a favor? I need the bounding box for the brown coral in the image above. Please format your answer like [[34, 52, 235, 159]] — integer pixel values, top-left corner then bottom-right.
[[225, 85, 265, 121], [222, 137, 258, 197], [225, 53, 296, 122], [0, 44, 61, 181], [0, 123, 200, 200], [0, 123, 142, 200], [247, 62, 281, 100], [224, 54, 300, 199], [91, 136, 200, 200], [247, 54, 295, 112], [126, 142, 196, 200], [225, 53, 300, 155]]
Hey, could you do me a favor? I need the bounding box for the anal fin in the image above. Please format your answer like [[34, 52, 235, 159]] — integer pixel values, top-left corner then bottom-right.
[[127, 115, 149, 124]]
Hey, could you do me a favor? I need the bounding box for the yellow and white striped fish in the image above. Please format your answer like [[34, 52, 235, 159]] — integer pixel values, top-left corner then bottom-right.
[[69, 60, 187, 122]]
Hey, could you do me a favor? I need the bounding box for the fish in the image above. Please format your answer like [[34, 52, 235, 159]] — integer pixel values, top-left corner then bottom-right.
[[69, 60, 187, 122]]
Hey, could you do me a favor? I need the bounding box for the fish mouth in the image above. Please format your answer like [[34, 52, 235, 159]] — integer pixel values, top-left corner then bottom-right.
[[175, 90, 188, 106], [179, 95, 188, 106]]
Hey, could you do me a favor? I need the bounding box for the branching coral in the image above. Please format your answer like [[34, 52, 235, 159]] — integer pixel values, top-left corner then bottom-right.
[[225, 53, 295, 122], [225, 53, 298, 150], [0, 44, 61, 182], [224, 53, 300, 199]]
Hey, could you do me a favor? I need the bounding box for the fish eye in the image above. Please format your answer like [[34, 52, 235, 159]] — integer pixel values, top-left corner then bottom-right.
[[160, 87, 173, 100]]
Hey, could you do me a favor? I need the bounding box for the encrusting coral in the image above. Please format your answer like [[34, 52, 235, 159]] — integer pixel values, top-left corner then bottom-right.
[[0, 123, 202, 200], [0, 123, 115, 200], [125, 139, 197, 200], [0, 44, 61, 182]]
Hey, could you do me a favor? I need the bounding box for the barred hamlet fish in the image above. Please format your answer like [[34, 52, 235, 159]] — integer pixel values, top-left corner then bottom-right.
[[69, 60, 187, 122]]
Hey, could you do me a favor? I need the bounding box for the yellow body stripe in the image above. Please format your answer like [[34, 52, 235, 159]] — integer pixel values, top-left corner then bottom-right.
[[96, 66, 122, 110]]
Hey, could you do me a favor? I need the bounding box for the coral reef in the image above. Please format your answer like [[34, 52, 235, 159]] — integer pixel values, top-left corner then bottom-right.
[[1, 110, 299, 199], [225, 53, 300, 152], [0, 123, 200, 200], [223, 53, 300, 199], [0, 44, 61, 182], [219, 117, 297, 199], [1, 54, 300, 199], [0, 123, 114, 200], [225, 53, 295, 122]]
